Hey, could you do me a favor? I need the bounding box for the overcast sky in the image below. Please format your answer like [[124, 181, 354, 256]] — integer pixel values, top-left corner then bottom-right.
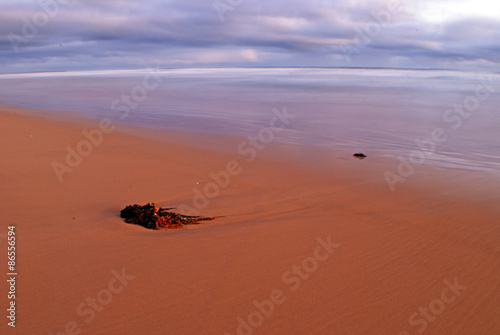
[[1, 0, 499, 73]]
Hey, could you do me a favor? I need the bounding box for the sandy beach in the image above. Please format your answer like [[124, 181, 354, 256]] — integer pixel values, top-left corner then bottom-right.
[[1, 106, 499, 335]]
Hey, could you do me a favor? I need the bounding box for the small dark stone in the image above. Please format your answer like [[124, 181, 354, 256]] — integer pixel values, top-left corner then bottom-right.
[[353, 153, 367, 159]]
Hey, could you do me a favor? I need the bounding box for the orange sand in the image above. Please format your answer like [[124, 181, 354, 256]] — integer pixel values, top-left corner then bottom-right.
[[0, 107, 499, 335]]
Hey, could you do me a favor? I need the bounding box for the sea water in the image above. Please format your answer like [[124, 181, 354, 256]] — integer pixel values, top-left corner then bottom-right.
[[1, 67, 499, 172]]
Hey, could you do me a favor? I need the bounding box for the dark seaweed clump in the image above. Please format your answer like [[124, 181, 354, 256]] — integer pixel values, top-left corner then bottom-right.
[[120, 203, 218, 230]]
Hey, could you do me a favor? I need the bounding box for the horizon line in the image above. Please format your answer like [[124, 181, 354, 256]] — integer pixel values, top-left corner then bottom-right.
[[0, 66, 497, 77]]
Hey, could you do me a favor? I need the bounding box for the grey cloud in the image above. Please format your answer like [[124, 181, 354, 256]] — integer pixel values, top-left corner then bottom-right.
[[0, 0, 498, 73]]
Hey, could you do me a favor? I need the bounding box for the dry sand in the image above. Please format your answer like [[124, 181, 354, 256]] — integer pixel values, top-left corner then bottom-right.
[[1, 107, 499, 335]]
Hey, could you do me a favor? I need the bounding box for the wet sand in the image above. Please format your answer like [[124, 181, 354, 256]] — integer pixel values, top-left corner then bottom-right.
[[1, 107, 499, 335]]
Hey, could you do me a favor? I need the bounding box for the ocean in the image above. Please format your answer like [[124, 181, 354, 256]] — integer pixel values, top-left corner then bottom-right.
[[1, 67, 499, 172]]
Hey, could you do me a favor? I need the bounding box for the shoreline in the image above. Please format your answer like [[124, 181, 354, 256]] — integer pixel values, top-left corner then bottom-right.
[[4, 104, 498, 204], [3, 85, 500, 178], [1, 106, 499, 334]]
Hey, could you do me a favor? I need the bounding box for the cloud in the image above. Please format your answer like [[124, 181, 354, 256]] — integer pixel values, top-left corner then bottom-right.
[[0, 0, 498, 73]]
